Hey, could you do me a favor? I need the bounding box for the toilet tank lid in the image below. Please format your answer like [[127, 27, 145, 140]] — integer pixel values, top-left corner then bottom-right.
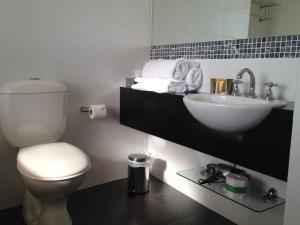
[[0, 80, 68, 94]]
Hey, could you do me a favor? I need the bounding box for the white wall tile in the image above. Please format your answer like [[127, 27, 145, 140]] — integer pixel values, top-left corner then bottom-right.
[[44, 15, 74, 56], [71, 0, 102, 21], [192, 4, 224, 36], [82, 149, 141, 188], [225, 0, 251, 14], [194, 0, 225, 9], [294, 89, 300, 122], [100, 55, 149, 114], [64, 115, 147, 161], [284, 184, 300, 225], [69, 18, 102, 57], [101, 23, 150, 60], [0, 0, 151, 210], [101, 0, 151, 28], [45, 55, 100, 94], [223, 11, 250, 38], [191, 33, 223, 43], [42, 0, 73, 17], [152, 0, 193, 32], [152, 29, 193, 45], [298, 64, 300, 90]]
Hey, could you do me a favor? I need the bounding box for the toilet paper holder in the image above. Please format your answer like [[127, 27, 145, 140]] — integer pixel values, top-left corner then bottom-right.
[[80, 105, 107, 120], [80, 106, 89, 113]]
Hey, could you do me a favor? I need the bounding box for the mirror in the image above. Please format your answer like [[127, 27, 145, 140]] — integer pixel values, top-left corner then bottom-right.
[[152, 0, 300, 45]]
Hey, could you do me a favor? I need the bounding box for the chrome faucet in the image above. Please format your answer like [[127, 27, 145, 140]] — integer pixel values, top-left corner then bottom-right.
[[236, 68, 256, 98]]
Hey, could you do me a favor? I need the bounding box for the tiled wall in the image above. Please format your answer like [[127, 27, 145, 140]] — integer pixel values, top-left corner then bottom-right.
[[284, 65, 300, 224], [152, 0, 251, 45], [0, 0, 151, 210], [151, 35, 300, 60]]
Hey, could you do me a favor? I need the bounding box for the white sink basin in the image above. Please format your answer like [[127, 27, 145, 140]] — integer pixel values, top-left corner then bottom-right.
[[183, 93, 286, 133]]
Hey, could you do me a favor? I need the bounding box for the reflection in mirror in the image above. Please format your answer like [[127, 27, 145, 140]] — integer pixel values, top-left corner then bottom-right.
[[249, 0, 300, 38], [152, 0, 300, 45]]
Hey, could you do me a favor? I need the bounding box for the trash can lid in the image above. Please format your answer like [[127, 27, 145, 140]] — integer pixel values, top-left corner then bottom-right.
[[128, 154, 151, 163]]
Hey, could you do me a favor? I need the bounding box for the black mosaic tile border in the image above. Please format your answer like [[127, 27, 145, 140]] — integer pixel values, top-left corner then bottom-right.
[[150, 35, 300, 59]]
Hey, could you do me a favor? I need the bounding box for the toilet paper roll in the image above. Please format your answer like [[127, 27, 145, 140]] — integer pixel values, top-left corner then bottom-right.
[[88, 105, 107, 120]]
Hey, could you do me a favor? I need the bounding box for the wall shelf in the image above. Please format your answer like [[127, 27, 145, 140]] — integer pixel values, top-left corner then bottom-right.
[[177, 167, 285, 213]]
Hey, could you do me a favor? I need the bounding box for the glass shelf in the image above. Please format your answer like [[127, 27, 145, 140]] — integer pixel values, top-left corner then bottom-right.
[[177, 167, 285, 213]]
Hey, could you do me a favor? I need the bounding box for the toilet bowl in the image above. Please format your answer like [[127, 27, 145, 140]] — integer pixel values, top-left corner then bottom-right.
[[17, 142, 91, 225], [0, 80, 91, 225], [22, 175, 86, 225]]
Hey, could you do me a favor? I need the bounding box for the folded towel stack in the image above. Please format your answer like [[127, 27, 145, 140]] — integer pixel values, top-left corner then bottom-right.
[[131, 59, 202, 93], [141, 58, 190, 80], [132, 78, 187, 93]]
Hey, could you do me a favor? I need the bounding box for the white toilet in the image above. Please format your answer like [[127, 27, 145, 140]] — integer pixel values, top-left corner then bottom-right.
[[0, 80, 91, 225]]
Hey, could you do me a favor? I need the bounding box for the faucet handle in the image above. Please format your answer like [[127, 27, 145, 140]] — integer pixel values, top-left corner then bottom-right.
[[265, 81, 279, 88], [265, 81, 279, 101], [232, 79, 243, 96]]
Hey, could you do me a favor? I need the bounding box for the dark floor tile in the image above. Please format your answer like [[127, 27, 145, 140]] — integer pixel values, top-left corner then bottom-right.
[[76, 199, 179, 225], [0, 176, 235, 225], [0, 206, 26, 225], [148, 176, 177, 197], [167, 210, 236, 225], [67, 189, 98, 223], [86, 177, 175, 210], [153, 189, 212, 219], [87, 179, 135, 209]]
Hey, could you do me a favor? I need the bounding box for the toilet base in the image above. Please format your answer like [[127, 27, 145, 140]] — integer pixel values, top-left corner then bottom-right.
[[22, 189, 72, 225]]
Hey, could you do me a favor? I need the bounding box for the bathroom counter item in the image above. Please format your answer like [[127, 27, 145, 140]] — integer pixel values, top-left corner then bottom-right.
[[128, 154, 151, 194], [141, 59, 189, 80], [139, 59, 203, 92], [177, 167, 285, 213], [225, 173, 248, 197], [132, 77, 187, 93], [120, 87, 293, 181]]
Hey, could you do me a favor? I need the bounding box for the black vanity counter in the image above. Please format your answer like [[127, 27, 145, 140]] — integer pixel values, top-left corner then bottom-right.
[[120, 87, 293, 181]]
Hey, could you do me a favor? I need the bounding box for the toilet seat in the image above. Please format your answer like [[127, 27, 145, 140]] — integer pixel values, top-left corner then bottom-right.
[[17, 142, 91, 181]]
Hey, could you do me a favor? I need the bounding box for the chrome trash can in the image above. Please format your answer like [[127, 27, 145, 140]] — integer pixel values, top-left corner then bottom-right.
[[128, 154, 151, 194]]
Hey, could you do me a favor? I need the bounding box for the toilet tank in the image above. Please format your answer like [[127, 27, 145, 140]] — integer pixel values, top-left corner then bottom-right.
[[0, 80, 68, 148]]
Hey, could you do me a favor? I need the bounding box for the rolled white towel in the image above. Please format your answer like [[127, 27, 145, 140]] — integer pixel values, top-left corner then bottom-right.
[[185, 67, 203, 91], [132, 77, 186, 93], [188, 61, 201, 69], [131, 82, 168, 93], [141, 59, 189, 80], [173, 59, 190, 80], [168, 81, 187, 93]]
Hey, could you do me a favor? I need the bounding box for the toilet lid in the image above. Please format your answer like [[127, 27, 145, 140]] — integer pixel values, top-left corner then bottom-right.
[[17, 142, 91, 181]]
